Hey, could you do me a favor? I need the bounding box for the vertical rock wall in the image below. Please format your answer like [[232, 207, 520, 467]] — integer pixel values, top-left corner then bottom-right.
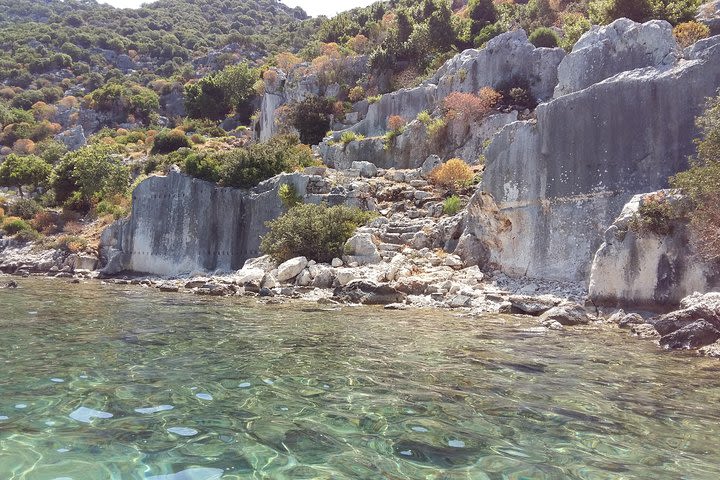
[[478, 27, 720, 282]]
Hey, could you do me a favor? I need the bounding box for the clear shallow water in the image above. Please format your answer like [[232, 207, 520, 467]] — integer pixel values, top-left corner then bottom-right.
[[2, 279, 720, 479]]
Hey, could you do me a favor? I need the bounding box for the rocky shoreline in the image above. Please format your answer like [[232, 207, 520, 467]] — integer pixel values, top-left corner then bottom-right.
[[3, 247, 720, 359]]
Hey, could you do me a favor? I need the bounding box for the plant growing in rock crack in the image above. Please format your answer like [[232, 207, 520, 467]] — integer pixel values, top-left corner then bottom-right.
[[443, 195, 463, 215], [340, 131, 365, 146], [278, 183, 303, 209], [383, 115, 406, 150]]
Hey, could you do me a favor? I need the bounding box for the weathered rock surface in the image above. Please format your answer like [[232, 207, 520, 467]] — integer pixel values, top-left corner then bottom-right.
[[659, 320, 720, 349], [343, 233, 381, 266], [554, 19, 679, 97], [588, 191, 719, 310], [652, 292, 720, 336], [478, 30, 720, 282], [54, 125, 87, 151], [277, 256, 308, 282], [509, 294, 561, 316], [99, 169, 357, 276], [697, 1, 720, 34]]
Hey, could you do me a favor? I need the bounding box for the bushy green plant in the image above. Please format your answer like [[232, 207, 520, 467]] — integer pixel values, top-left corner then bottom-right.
[[529, 27, 560, 48], [260, 203, 375, 263], [9, 198, 42, 220], [340, 131, 364, 145], [220, 135, 317, 188], [278, 183, 303, 208], [417, 110, 432, 125], [1, 216, 32, 235], [95, 199, 129, 220], [287, 96, 336, 146], [51, 144, 130, 207], [151, 129, 192, 154], [443, 195, 463, 215], [183, 152, 222, 183]]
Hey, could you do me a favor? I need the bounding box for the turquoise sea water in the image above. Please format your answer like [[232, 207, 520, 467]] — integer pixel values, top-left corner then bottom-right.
[[1, 278, 720, 479]]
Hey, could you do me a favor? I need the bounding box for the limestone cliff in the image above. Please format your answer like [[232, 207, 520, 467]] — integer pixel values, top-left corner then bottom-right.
[[472, 21, 720, 282], [99, 169, 340, 276]]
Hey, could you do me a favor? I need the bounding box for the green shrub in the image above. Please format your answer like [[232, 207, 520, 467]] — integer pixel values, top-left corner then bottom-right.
[[340, 131, 364, 145], [151, 129, 192, 154], [1, 216, 32, 235], [443, 195, 463, 215], [219, 135, 316, 188], [367, 95, 382, 104], [183, 152, 222, 183], [287, 96, 335, 146], [52, 144, 130, 207], [529, 27, 560, 48], [15, 228, 41, 243], [95, 200, 129, 220], [260, 203, 375, 263], [417, 110, 432, 125], [278, 183, 303, 208], [9, 198, 43, 220]]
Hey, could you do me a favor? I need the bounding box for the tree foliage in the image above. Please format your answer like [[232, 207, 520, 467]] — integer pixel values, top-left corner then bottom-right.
[[0, 153, 51, 197]]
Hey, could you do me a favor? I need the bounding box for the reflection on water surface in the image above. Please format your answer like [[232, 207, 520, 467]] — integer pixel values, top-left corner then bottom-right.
[[1, 278, 720, 479]]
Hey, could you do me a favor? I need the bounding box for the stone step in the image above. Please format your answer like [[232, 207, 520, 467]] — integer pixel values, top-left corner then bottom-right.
[[378, 233, 405, 245], [378, 243, 403, 252], [385, 223, 424, 234]]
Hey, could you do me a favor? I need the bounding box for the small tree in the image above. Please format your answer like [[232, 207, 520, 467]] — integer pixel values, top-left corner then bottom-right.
[[467, 0, 498, 36], [52, 145, 129, 206], [287, 96, 335, 146], [0, 154, 51, 197]]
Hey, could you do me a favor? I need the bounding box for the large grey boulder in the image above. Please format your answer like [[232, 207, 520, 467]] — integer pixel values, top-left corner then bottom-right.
[[555, 19, 679, 97], [540, 302, 591, 326], [276, 256, 308, 282], [333, 279, 407, 305], [588, 191, 719, 310], [652, 292, 720, 336], [343, 233, 381, 265], [659, 320, 720, 349]]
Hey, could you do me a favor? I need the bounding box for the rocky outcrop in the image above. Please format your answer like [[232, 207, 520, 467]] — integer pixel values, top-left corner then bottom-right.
[[588, 191, 720, 310], [54, 125, 87, 151], [319, 111, 517, 171], [698, 1, 720, 34], [554, 19, 679, 97], [99, 168, 354, 276], [478, 25, 720, 282], [318, 31, 563, 169]]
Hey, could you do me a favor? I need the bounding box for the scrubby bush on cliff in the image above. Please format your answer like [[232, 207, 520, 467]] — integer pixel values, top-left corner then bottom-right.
[[0, 154, 51, 198], [9, 198, 42, 220], [529, 27, 560, 48], [184, 63, 258, 121], [151, 129, 192, 154], [443, 88, 502, 121], [628, 192, 679, 236], [183, 152, 223, 183], [340, 131, 365, 145], [428, 158, 475, 193], [278, 183, 303, 208], [443, 195, 463, 215], [260, 203, 375, 263], [670, 93, 720, 263], [673, 21, 710, 48], [590, 0, 701, 25], [1, 216, 32, 235]]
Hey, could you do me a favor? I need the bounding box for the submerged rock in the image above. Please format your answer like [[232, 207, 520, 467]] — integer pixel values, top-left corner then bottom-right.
[[539, 302, 591, 326], [333, 279, 406, 305]]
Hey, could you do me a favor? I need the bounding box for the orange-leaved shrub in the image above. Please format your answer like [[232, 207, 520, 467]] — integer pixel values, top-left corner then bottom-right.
[[428, 158, 475, 193], [443, 87, 502, 120], [673, 21, 710, 48], [387, 115, 406, 132]]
